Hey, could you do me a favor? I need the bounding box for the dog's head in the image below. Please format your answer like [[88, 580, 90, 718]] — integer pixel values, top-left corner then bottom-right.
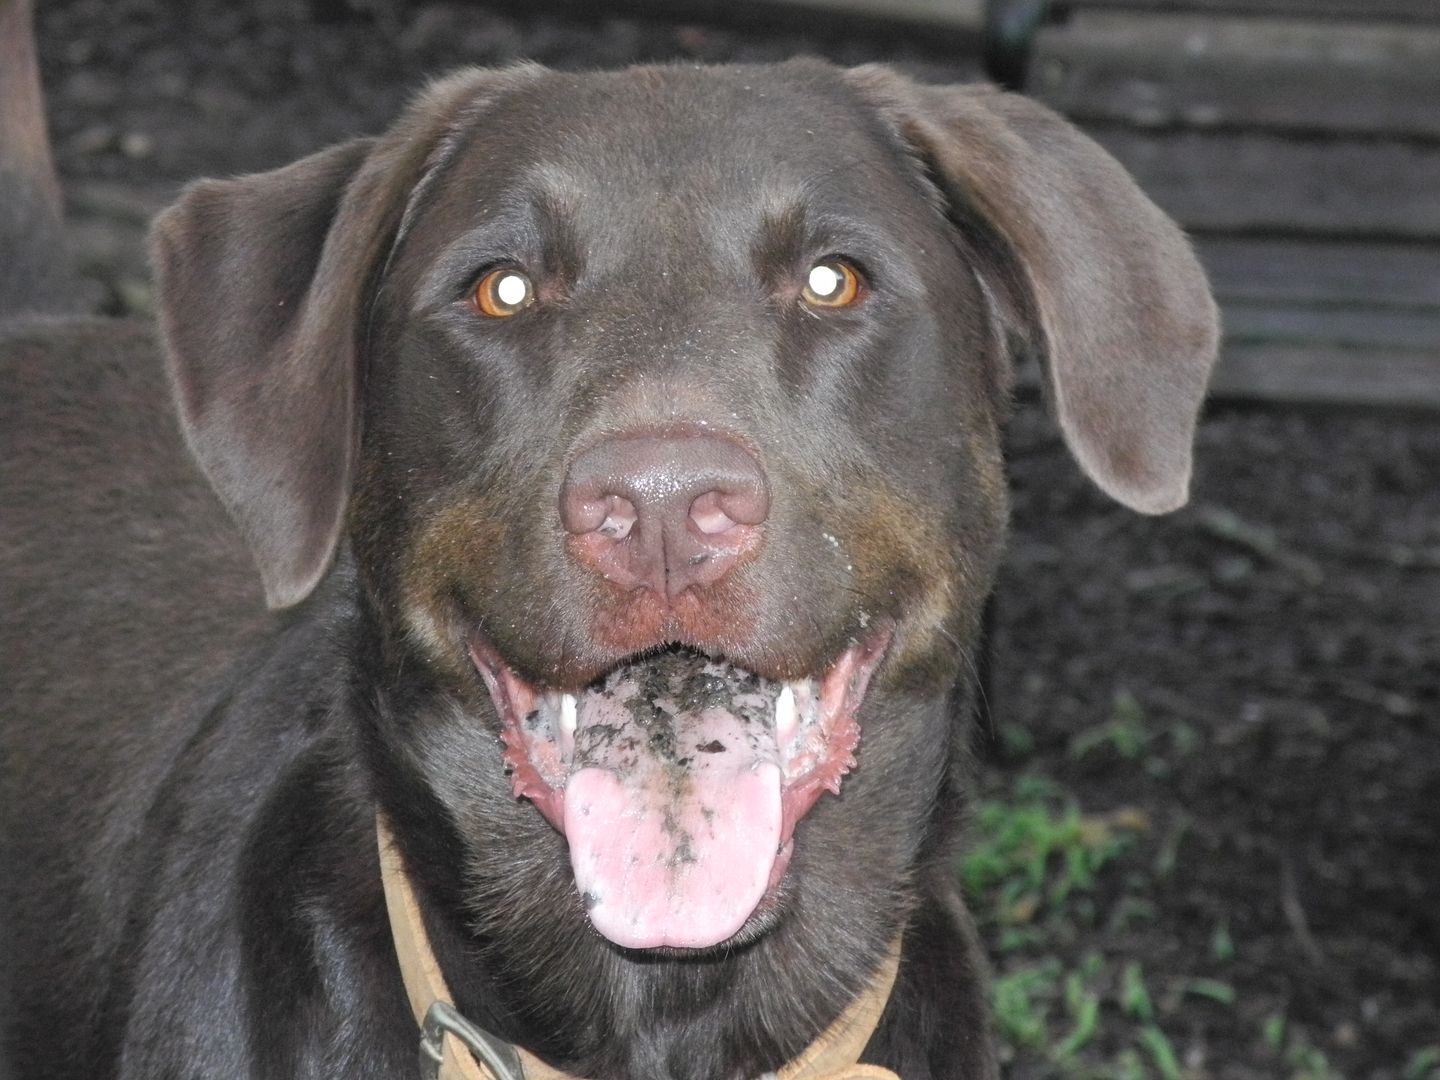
[[153, 61, 1216, 955]]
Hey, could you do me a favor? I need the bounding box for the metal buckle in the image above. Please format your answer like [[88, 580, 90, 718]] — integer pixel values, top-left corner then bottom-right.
[[419, 1000, 526, 1080]]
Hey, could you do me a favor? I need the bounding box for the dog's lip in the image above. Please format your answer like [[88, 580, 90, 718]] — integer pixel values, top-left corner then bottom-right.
[[466, 625, 891, 949], [465, 627, 894, 835]]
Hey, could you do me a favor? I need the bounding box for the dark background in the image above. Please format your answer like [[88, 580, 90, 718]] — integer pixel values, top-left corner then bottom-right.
[[32, 1, 1440, 1077]]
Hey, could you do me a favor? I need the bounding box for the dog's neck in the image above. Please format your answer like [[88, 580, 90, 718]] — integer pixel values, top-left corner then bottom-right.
[[376, 815, 902, 1080]]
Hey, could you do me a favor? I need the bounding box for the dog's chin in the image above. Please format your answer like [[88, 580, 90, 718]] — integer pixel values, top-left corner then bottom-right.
[[467, 627, 892, 952]]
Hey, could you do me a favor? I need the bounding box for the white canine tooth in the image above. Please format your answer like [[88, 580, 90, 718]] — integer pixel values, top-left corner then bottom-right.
[[560, 693, 578, 737], [775, 683, 798, 744]]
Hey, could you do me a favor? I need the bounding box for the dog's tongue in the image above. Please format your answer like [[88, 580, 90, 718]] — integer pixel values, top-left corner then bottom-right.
[[563, 652, 783, 950]]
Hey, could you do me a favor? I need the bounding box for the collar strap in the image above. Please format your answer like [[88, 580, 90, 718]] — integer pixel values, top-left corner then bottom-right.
[[377, 816, 902, 1080]]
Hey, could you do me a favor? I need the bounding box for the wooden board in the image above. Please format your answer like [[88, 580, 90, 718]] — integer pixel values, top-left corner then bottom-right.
[[603, 0, 983, 32], [1194, 237, 1440, 311], [1088, 128, 1440, 238], [1015, 344, 1440, 409], [754, 0, 983, 28], [1033, 12, 1440, 138], [1057, 0, 1440, 23], [1209, 345, 1440, 409], [1221, 302, 1440, 352]]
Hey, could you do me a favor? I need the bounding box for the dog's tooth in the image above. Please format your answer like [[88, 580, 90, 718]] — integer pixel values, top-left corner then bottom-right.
[[775, 683, 797, 745], [560, 693, 578, 737]]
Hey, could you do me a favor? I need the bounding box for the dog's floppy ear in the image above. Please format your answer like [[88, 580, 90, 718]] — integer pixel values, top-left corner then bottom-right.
[[848, 68, 1220, 514], [152, 67, 539, 608], [152, 139, 379, 610]]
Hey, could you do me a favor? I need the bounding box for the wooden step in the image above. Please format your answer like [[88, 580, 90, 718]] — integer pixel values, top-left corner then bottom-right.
[[1016, 344, 1440, 410], [1087, 127, 1440, 239], [1033, 12, 1440, 138], [1022, 4, 1440, 407], [1194, 237, 1440, 311], [1056, 0, 1440, 23], [1210, 345, 1440, 409], [750, 0, 983, 29]]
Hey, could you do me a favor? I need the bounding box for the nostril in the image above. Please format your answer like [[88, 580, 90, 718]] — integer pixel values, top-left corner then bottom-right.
[[689, 491, 738, 536], [716, 488, 768, 528], [597, 496, 637, 540], [564, 493, 638, 539]]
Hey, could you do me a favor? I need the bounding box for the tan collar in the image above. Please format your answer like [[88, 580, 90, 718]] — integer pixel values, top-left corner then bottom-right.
[[378, 816, 902, 1080]]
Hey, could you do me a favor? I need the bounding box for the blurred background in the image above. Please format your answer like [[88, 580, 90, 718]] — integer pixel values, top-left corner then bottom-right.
[[32, 1, 1439, 1076]]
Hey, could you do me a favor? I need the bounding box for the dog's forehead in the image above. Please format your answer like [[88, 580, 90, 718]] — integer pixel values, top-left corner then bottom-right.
[[408, 63, 930, 259]]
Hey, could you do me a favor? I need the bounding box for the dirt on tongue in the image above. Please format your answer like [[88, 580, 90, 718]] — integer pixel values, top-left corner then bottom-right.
[[564, 650, 785, 950]]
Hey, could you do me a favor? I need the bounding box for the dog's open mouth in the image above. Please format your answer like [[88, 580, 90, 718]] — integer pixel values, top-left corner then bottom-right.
[[468, 631, 891, 950]]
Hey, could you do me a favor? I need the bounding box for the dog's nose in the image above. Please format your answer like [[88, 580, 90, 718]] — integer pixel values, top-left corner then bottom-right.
[[560, 435, 769, 597]]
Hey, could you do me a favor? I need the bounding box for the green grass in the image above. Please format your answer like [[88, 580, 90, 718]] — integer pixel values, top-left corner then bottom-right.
[[1181, 978, 1236, 1006], [1278, 1025, 1343, 1080], [1211, 919, 1236, 963], [1405, 1046, 1440, 1080], [960, 772, 1246, 1078], [960, 775, 1139, 921], [1068, 691, 1149, 762], [1067, 692, 1202, 784]]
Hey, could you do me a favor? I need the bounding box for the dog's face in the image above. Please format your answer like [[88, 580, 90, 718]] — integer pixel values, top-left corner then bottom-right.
[[355, 64, 1009, 949], [153, 61, 1217, 956]]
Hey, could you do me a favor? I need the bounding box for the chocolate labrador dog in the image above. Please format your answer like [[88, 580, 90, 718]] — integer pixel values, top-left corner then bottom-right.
[[0, 16, 1218, 1079]]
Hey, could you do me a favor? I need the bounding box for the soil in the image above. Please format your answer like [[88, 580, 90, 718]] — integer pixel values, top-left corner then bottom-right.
[[33, 1, 1440, 1077]]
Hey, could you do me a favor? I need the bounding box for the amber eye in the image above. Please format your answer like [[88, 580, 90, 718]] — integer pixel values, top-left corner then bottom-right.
[[800, 258, 863, 308], [472, 267, 535, 318]]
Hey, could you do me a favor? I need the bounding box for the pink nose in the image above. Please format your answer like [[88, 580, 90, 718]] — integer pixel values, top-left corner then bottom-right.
[[559, 435, 769, 597]]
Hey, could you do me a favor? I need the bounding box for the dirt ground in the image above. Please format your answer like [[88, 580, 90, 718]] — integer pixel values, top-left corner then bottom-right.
[[33, 1, 1440, 1077]]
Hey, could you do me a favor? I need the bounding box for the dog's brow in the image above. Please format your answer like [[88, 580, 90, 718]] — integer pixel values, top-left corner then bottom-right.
[[521, 163, 584, 216], [384, 104, 491, 277], [385, 141, 583, 295]]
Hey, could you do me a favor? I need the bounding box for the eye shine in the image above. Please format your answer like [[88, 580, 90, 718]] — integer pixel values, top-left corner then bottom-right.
[[802, 258, 862, 308], [473, 267, 535, 317]]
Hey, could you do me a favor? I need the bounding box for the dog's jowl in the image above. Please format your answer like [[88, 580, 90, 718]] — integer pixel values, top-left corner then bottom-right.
[[0, 55, 1218, 1080]]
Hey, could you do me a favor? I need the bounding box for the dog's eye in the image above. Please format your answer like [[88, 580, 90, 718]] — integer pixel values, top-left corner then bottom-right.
[[472, 268, 535, 318], [801, 259, 863, 309]]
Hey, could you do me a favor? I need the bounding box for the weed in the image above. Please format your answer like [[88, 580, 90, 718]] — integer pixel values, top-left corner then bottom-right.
[[1120, 962, 1156, 1024], [999, 721, 1036, 759], [1107, 895, 1157, 932], [1153, 814, 1191, 878], [1112, 1049, 1148, 1080], [961, 775, 1140, 921], [962, 775, 1212, 1079], [1263, 1014, 1287, 1052], [993, 963, 1060, 1050], [1286, 1032, 1341, 1080], [1167, 720, 1201, 757], [1260, 1017, 1345, 1080], [1405, 1046, 1440, 1080], [1212, 919, 1236, 963], [1136, 1024, 1183, 1080], [1182, 978, 1237, 1006], [1070, 690, 1148, 762], [1053, 971, 1101, 1060]]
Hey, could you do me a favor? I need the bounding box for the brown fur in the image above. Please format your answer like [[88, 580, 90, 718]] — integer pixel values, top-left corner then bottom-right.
[[2, 57, 1217, 1080]]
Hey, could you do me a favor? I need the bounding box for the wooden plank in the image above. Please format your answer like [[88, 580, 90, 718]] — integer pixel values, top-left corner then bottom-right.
[[1194, 237, 1440, 311], [1060, 0, 1440, 23], [1013, 344, 1440, 408], [1209, 345, 1440, 408], [1088, 128, 1440, 238], [1033, 13, 1440, 138], [604, 0, 983, 32], [752, 0, 983, 29], [1221, 302, 1440, 352]]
